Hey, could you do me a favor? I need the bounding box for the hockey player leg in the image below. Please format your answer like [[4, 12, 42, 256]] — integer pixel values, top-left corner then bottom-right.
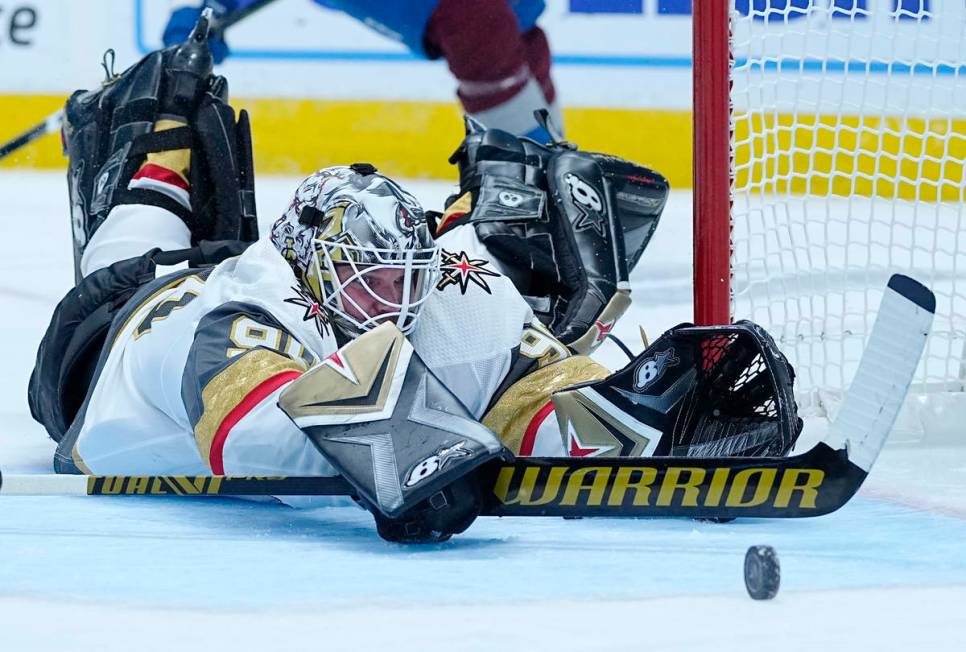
[[425, 0, 556, 141], [278, 323, 507, 543], [521, 26, 561, 129], [64, 16, 257, 279]]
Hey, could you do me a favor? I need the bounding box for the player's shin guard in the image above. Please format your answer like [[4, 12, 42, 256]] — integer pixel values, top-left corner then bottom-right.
[[278, 323, 507, 542]]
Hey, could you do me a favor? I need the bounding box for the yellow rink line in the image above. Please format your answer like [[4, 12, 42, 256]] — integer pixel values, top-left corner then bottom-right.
[[1, 95, 962, 202], [734, 112, 966, 203]]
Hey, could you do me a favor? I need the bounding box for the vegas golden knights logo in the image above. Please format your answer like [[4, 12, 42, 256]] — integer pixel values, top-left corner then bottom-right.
[[280, 322, 405, 420]]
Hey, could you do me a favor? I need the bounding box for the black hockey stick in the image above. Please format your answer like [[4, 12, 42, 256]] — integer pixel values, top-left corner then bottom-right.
[[0, 0, 279, 162], [0, 275, 934, 520], [0, 113, 63, 160]]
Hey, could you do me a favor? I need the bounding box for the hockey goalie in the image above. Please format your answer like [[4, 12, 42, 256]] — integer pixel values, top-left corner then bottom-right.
[[27, 21, 806, 543]]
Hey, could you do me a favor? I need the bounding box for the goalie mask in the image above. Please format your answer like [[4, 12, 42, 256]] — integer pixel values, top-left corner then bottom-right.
[[270, 165, 440, 335]]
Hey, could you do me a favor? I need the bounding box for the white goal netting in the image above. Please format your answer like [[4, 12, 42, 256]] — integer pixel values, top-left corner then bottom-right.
[[728, 0, 966, 441]]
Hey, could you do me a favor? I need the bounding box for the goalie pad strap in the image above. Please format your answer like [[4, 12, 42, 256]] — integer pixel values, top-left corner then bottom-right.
[[113, 187, 195, 226], [128, 126, 195, 157]]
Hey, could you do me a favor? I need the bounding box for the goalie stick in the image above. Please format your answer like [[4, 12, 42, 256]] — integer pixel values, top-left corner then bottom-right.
[[1, 274, 933, 520]]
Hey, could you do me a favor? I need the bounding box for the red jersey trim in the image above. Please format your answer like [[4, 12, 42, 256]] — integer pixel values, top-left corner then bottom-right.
[[208, 370, 302, 475], [132, 163, 190, 191], [519, 400, 555, 457]]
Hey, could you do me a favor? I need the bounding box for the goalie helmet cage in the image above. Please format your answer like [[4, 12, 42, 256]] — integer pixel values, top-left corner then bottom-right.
[[692, 1, 966, 442]]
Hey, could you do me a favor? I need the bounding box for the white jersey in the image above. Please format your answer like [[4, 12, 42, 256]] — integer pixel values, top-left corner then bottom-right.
[[58, 204, 545, 480]]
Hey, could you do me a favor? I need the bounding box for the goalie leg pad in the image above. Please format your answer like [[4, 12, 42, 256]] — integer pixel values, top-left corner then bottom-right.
[[64, 45, 258, 280], [445, 120, 668, 351]]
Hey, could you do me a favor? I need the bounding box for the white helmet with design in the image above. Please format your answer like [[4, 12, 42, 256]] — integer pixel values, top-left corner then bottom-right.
[[270, 164, 440, 335]]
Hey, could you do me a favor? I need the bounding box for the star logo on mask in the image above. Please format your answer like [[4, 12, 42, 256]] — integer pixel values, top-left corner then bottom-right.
[[284, 285, 331, 338], [436, 249, 500, 295]]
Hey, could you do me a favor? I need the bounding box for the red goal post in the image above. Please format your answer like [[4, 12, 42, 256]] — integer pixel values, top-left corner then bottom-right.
[[690, 1, 966, 442], [692, 1, 732, 327]]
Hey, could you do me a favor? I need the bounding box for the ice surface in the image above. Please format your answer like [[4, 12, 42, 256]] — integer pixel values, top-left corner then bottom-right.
[[1, 172, 964, 650]]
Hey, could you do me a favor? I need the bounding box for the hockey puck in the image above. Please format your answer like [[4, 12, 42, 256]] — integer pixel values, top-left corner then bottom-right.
[[744, 545, 780, 600]]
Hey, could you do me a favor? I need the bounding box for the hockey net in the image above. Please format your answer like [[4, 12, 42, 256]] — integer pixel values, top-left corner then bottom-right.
[[693, 1, 966, 442]]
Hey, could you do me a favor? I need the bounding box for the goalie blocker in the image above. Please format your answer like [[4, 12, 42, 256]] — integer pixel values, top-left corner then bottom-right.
[[277, 323, 507, 543]]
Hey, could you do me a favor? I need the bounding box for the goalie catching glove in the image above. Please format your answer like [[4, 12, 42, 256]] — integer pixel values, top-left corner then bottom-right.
[[440, 115, 668, 354], [63, 12, 257, 279]]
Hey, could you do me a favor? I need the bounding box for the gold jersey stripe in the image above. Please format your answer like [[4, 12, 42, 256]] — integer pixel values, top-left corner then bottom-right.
[[193, 348, 304, 466], [483, 355, 609, 455]]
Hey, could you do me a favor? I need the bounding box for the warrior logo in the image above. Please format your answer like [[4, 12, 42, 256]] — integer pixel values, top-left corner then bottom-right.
[[404, 441, 472, 488], [437, 249, 500, 294], [633, 348, 680, 392]]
